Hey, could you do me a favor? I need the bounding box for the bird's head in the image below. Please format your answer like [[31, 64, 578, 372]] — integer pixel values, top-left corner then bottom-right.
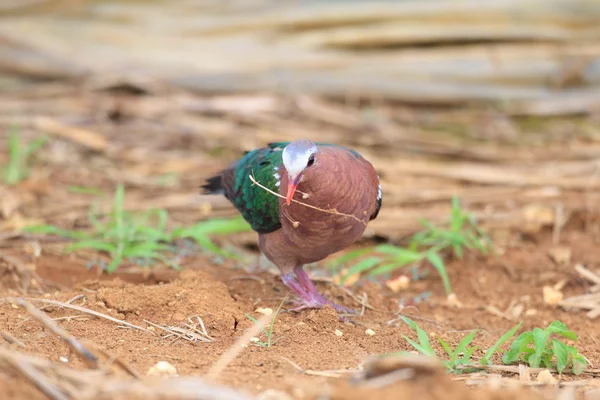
[[282, 140, 318, 205]]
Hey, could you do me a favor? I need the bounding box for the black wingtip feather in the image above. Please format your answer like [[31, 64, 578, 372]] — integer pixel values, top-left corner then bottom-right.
[[200, 174, 224, 195]]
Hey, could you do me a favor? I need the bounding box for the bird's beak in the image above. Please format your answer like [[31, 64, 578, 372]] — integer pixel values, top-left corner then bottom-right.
[[286, 173, 302, 205]]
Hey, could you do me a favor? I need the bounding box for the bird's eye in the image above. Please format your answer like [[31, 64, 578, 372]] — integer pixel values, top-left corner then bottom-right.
[[306, 153, 315, 167]]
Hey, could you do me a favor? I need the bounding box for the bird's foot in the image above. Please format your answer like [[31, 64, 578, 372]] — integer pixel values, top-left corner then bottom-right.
[[293, 267, 358, 315], [326, 301, 358, 315], [280, 271, 357, 316], [287, 296, 357, 315], [286, 299, 326, 313]]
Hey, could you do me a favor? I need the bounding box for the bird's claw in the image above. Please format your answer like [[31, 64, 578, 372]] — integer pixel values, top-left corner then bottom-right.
[[286, 300, 322, 313], [330, 302, 358, 315], [286, 297, 357, 315], [280, 270, 358, 316]]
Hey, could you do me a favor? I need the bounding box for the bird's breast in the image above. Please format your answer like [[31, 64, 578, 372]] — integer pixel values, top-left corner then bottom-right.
[[276, 147, 379, 261]]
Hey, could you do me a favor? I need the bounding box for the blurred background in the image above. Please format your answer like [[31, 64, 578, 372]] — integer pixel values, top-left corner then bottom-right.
[[2, 0, 600, 246]]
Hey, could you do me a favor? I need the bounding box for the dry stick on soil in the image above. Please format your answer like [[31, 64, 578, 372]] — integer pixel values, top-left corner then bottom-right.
[[484, 304, 518, 322], [14, 298, 99, 367], [552, 203, 566, 244], [0, 346, 250, 400], [575, 264, 600, 287], [15, 294, 85, 327], [206, 312, 273, 381], [281, 357, 353, 378], [0, 253, 47, 295], [480, 364, 597, 375], [1, 330, 26, 348], [51, 315, 89, 322], [463, 375, 595, 390], [3, 297, 156, 335], [90, 345, 141, 379], [0, 346, 106, 380], [559, 264, 600, 319], [33, 116, 108, 153], [1, 348, 68, 400], [358, 292, 368, 316], [361, 369, 417, 388], [144, 315, 214, 345], [249, 173, 367, 227]]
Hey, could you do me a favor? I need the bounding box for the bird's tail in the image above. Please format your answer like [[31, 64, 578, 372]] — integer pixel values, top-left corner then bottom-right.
[[200, 174, 224, 195]]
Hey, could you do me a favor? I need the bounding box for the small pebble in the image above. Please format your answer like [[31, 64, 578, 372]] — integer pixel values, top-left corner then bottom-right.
[[59, 357, 68, 363], [334, 329, 343, 337], [147, 361, 178, 377], [447, 293, 463, 308], [536, 369, 556, 384], [255, 307, 273, 316], [548, 247, 571, 265], [365, 328, 376, 336], [386, 276, 410, 292], [250, 337, 260, 342], [543, 286, 563, 305], [511, 303, 525, 319]]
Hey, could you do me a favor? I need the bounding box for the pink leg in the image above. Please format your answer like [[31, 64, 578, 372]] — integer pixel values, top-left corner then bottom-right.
[[280, 272, 312, 303], [280, 272, 326, 311], [294, 267, 327, 303], [294, 267, 356, 314]]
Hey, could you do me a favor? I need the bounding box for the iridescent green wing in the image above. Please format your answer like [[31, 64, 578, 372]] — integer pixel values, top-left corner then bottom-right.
[[228, 144, 284, 233]]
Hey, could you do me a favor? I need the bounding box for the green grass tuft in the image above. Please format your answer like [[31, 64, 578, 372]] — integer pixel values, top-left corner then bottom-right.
[[395, 316, 520, 373], [395, 317, 588, 375], [1, 130, 47, 185], [330, 196, 493, 294], [25, 184, 251, 272], [502, 320, 589, 375], [245, 297, 287, 348]]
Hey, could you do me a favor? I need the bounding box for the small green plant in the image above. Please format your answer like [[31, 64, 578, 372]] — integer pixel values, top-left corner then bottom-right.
[[1, 130, 47, 185], [67, 185, 104, 195], [329, 196, 492, 294], [502, 320, 588, 375], [25, 184, 251, 272], [398, 316, 521, 373], [245, 297, 287, 348]]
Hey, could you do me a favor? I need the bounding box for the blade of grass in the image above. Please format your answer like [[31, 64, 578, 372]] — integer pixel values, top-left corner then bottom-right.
[[399, 316, 435, 356], [425, 251, 451, 295], [452, 330, 478, 364], [340, 256, 381, 284], [481, 322, 521, 365], [328, 248, 372, 269]]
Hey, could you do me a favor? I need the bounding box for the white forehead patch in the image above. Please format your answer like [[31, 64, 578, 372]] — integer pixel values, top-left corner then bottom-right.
[[282, 141, 317, 176]]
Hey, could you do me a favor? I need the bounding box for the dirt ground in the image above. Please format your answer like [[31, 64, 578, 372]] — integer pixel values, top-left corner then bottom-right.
[[1, 212, 599, 399]]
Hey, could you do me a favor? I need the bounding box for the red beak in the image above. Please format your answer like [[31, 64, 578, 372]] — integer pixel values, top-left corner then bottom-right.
[[285, 174, 301, 205]]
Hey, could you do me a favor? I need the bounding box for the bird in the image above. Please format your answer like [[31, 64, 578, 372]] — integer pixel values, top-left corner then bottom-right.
[[201, 140, 382, 313]]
